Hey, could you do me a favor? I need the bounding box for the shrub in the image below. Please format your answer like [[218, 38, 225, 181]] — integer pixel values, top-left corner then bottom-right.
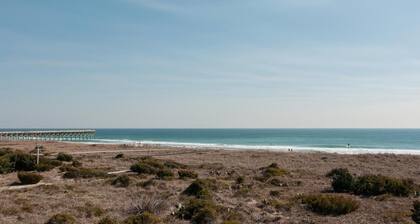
[[270, 190, 281, 197], [156, 169, 174, 180], [138, 179, 155, 189], [130, 163, 160, 175], [412, 201, 420, 224], [45, 213, 76, 224], [115, 153, 124, 159], [112, 175, 130, 187], [177, 198, 217, 222], [178, 170, 198, 179], [191, 206, 217, 224], [0, 147, 13, 156], [163, 160, 187, 169], [0, 150, 61, 173], [129, 194, 168, 216], [11, 152, 37, 171], [71, 160, 82, 167], [57, 153, 73, 162], [0, 156, 13, 174], [222, 221, 240, 224], [353, 175, 414, 197], [81, 202, 105, 218], [18, 172, 43, 185], [36, 158, 62, 172], [63, 168, 107, 179], [123, 212, 160, 224], [261, 163, 288, 178], [266, 199, 292, 211], [98, 217, 119, 224], [328, 168, 354, 193], [302, 194, 359, 216], [183, 179, 218, 199], [235, 176, 245, 185]]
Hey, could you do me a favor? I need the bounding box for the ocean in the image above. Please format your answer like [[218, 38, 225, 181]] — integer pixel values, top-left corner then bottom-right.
[[83, 129, 420, 154]]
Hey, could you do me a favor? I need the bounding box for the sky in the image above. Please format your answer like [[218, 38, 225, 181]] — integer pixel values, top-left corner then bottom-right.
[[1, 0, 420, 128]]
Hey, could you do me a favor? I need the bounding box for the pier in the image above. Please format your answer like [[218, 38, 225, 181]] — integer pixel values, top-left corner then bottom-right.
[[0, 130, 96, 141]]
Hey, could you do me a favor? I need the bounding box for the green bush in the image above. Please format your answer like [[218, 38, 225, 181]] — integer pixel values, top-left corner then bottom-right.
[[163, 160, 187, 169], [178, 170, 198, 179], [0, 148, 13, 156], [18, 172, 43, 185], [412, 201, 420, 224], [353, 175, 414, 197], [81, 202, 105, 218], [222, 221, 240, 224], [98, 217, 119, 224], [192, 206, 217, 224], [0, 149, 61, 173], [45, 213, 76, 224], [0, 156, 13, 174], [71, 160, 82, 167], [156, 169, 174, 180], [328, 168, 354, 193], [270, 190, 281, 197], [36, 158, 62, 172], [115, 153, 124, 159], [130, 163, 159, 175], [123, 212, 160, 224], [327, 168, 416, 197], [11, 152, 37, 171], [177, 198, 217, 222], [112, 175, 130, 187], [63, 167, 107, 179], [183, 179, 218, 199], [261, 163, 288, 178], [235, 176, 245, 185], [302, 194, 359, 216], [57, 153, 73, 162]]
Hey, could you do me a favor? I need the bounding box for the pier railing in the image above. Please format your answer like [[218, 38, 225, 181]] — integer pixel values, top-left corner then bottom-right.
[[0, 130, 96, 141]]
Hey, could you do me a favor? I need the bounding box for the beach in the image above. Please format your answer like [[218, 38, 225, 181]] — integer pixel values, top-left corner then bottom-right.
[[0, 141, 419, 223]]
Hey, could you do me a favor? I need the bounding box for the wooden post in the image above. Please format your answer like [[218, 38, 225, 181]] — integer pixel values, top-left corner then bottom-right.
[[36, 144, 40, 165]]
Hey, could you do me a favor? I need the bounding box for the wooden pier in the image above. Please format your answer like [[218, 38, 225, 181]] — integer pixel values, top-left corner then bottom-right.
[[0, 130, 96, 141]]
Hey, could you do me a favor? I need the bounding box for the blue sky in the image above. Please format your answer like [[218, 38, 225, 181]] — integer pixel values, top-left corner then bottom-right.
[[1, 0, 420, 128]]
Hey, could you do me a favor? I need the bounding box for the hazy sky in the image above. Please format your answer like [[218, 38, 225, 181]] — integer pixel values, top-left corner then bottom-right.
[[1, 0, 420, 128]]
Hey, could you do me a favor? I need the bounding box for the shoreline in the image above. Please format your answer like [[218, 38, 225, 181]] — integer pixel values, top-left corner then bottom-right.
[[66, 139, 420, 155]]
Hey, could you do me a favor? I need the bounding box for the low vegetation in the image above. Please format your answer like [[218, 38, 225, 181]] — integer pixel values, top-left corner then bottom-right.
[[130, 157, 188, 181], [56, 153, 73, 162], [115, 153, 124, 159], [260, 163, 288, 180], [45, 213, 76, 224], [183, 179, 218, 199], [412, 201, 420, 224], [328, 168, 354, 193], [0, 148, 61, 173], [77, 202, 105, 218], [353, 175, 414, 197], [62, 167, 107, 179], [301, 194, 359, 216], [123, 212, 160, 224], [17, 172, 43, 185], [177, 198, 218, 223], [178, 169, 198, 179], [327, 168, 416, 196], [129, 194, 168, 216], [111, 175, 130, 187], [98, 217, 119, 224], [156, 169, 174, 180]]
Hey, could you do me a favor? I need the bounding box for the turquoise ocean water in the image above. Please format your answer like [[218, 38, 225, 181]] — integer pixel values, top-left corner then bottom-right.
[[3, 129, 420, 154], [85, 129, 420, 154]]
